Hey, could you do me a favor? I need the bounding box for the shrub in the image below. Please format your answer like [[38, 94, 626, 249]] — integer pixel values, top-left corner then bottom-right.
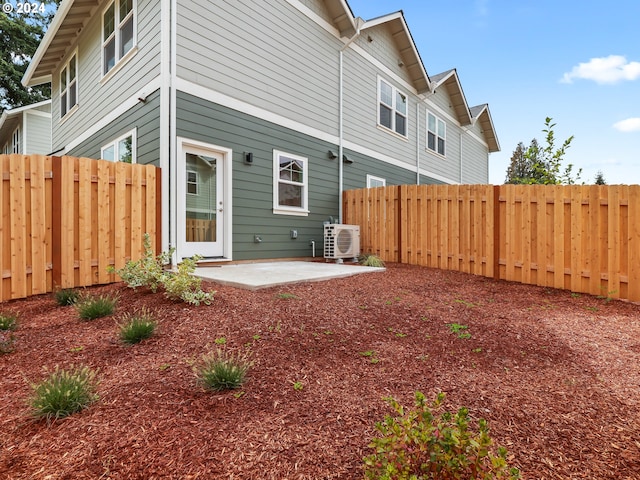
[[109, 233, 172, 292], [196, 349, 251, 392], [54, 288, 80, 306], [75, 293, 118, 320], [161, 255, 215, 306], [0, 312, 18, 331], [118, 308, 157, 344], [0, 331, 16, 354], [28, 365, 99, 421], [359, 253, 385, 268], [363, 391, 520, 480], [111, 233, 215, 306]]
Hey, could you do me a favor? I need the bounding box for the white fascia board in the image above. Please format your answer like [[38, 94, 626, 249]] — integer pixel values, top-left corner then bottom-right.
[[22, 0, 76, 86]]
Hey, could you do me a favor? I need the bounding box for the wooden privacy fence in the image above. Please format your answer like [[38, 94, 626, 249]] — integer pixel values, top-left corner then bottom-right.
[[0, 154, 161, 302], [344, 184, 640, 303]]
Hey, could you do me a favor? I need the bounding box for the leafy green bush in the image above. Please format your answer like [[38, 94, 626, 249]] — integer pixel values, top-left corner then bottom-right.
[[0, 312, 18, 331], [54, 288, 80, 306], [359, 253, 385, 268], [28, 365, 99, 421], [118, 308, 157, 344], [363, 391, 520, 480], [75, 293, 118, 320], [196, 349, 251, 392], [111, 233, 214, 306]]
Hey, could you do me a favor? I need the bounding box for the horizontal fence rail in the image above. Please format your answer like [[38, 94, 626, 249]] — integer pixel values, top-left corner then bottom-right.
[[344, 184, 640, 303], [0, 154, 161, 302]]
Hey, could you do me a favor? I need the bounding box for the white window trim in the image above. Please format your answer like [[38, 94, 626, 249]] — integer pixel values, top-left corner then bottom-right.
[[186, 169, 199, 196], [427, 111, 447, 157], [366, 174, 386, 188], [101, 128, 137, 163], [273, 149, 309, 216], [59, 49, 78, 121], [377, 76, 408, 139], [101, 0, 137, 79], [11, 126, 21, 154]]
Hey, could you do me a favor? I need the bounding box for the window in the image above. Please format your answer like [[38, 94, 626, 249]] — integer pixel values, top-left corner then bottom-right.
[[101, 129, 136, 163], [427, 112, 446, 156], [273, 150, 308, 216], [11, 127, 21, 154], [186, 170, 199, 195], [103, 0, 135, 75], [366, 174, 386, 188], [60, 53, 77, 118], [378, 78, 407, 137]]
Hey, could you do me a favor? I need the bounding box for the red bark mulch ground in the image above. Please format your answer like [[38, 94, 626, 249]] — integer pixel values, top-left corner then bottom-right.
[[1, 263, 639, 479]]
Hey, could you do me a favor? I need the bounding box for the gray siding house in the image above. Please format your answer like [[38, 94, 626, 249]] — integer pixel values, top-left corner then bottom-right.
[[23, 0, 499, 262], [0, 100, 52, 155]]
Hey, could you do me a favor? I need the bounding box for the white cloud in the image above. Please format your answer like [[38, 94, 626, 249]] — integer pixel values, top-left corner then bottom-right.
[[561, 55, 640, 84], [613, 118, 640, 132]]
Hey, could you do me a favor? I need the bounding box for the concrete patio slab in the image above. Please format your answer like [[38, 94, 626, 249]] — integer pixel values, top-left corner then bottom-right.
[[194, 261, 385, 290]]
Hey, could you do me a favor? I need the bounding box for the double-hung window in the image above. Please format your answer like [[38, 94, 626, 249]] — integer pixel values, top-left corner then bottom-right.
[[273, 150, 308, 216], [427, 112, 446, 156], [60, 53, 78, 118], [378, 78, 407, 137], [366, 174, 386, 188], [103, 0, 135, 75], [101, 129, 136, 163], [11, 127, 21, 154]]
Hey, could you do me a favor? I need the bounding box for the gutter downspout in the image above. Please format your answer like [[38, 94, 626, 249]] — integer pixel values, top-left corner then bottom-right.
[[338, 18, 365, 223], [416, 103, 420, 185]]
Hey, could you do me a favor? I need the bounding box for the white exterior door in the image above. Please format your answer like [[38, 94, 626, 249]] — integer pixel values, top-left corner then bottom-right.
[[177, 140, 230, 259]]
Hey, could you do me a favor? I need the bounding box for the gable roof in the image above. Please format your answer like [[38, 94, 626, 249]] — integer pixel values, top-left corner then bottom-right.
[[361, 11, 430, 94], [324, 0, 358, 37], [470, 104, 500, 153], [23, 0, 101, 87], [430, 69, 472, 126], [0, 100, 52, 133]]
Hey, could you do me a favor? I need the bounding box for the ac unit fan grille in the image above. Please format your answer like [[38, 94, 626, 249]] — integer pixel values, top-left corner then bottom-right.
[[336, 229, 353, 254]]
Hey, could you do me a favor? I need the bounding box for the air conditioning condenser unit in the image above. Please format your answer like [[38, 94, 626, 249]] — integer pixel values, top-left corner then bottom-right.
[[324, 224, 360, 259]]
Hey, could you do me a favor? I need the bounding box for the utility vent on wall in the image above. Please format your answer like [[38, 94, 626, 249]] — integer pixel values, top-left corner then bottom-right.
[[324, 224, 360, 259]]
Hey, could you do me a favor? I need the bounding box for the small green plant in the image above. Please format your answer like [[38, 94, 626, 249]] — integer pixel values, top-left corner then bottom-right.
[[214, 337, 227, 345], [447, 323, 472, 339], [454, 298, 476, 308], [276, 292, 298, 300], [75, 293, 118, 320], [118, 308, 157, 344], [69, 346, 84, 353], [0, 331, 16, 354], [196, 349, 251, 392], [110, 233, 214, 306], [358, 253, 385, 268], [360, 350, 380, 364], [0, 312, 18, 331], [54, 288, 80, 306], [28, 365, 99, 421], [292, 381, 304, 391], [363, 391, 520, 479]]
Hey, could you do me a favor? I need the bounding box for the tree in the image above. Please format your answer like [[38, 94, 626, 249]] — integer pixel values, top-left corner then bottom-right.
[[504, 117, 581, 185], [0, 1, 60, 114], [594, 171, 606, 185]]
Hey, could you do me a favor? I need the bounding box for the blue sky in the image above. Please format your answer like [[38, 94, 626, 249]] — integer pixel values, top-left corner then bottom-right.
[[347, 0, 640, 185]]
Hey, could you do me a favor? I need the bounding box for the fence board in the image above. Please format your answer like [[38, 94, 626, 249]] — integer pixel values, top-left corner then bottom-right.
[[344, 183, 640, 303], [0, 154, 161, 302]]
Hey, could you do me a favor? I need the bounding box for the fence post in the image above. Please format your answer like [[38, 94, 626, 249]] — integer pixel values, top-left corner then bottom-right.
[[51, 156, 62, 289], [493, 185, 501, 280]]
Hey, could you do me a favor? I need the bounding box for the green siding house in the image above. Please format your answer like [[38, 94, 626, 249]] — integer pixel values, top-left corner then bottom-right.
[[23, 0, 499, 262]]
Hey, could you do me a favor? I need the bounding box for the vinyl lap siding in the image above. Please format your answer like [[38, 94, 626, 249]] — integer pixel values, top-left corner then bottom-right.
[[176, 91, 341, 260], [176, 0, 341, 138], [51, 0, 162, 151], [24, 113, 51, 154], [66, 89, 161, 166]]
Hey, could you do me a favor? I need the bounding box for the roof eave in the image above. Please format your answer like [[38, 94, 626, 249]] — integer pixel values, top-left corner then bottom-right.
[[22, 0, 76, 87], [361, 11, 431, 94]]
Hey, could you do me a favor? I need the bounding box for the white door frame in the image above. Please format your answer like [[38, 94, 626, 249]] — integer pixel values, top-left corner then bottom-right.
[[176, 137, 233, 261]]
